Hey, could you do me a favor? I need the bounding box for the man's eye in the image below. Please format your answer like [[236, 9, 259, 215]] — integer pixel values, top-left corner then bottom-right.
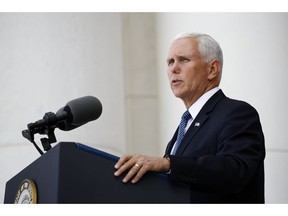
[[180, 57, 190, 62], [167, 60, 174, 66]]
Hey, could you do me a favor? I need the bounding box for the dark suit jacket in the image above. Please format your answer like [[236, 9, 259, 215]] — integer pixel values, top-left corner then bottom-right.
[[165, 90, 265, 203]]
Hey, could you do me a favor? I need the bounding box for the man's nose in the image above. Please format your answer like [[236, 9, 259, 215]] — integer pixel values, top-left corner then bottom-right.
[[170, 61, 180, 74]]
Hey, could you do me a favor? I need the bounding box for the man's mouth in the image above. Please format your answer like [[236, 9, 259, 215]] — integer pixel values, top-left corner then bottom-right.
[[172, 79, 182, 85]]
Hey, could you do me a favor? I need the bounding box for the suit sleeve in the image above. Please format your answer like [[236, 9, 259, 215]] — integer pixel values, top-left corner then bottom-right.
[[168, 102, 265, 194]]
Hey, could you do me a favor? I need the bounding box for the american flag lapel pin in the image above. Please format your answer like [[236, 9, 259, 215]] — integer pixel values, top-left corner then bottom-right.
[[194, 122, 200, 127]]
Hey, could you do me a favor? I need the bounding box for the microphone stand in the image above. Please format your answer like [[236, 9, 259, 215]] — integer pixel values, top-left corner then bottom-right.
[[22, 112, 59, 155]]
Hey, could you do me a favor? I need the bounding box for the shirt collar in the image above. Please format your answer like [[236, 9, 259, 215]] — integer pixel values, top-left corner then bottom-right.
[[188, 87, 220, 120]]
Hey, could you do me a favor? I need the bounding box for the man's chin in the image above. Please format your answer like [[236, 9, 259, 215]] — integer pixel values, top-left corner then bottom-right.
[[172, 92, 183, 100]]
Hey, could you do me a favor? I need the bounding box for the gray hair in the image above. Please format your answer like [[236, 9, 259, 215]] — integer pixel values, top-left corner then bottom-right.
[[174, 33, 223, 74]]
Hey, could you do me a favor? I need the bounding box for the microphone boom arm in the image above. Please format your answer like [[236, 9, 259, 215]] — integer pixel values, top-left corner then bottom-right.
[[22, 111, 66, 155]]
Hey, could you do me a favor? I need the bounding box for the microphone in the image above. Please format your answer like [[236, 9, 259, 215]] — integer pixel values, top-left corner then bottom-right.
[[56, 95, 102, 131], [27, 96, 102, 132], [22, 96, 102, 154]]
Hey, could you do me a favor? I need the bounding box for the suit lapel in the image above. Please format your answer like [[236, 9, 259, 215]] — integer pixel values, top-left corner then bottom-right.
[[175, 90, 226, 155], [165, 128, 178, 155]]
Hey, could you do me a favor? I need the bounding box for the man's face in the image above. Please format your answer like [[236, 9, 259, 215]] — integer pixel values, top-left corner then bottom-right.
[[167, 37, 210, 107]]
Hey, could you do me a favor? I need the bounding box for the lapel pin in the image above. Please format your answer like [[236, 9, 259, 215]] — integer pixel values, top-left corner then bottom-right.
[[194, 122, 200, 127]]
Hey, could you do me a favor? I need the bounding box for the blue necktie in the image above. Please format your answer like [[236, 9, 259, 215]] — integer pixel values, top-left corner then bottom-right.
[[171, 110, 192, 155]]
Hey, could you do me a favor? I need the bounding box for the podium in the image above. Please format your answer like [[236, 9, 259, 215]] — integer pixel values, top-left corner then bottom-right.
[[4, 142, 190, 203]]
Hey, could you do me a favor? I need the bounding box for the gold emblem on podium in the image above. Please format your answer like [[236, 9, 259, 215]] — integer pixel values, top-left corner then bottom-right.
[[14, 179, 37, 204]]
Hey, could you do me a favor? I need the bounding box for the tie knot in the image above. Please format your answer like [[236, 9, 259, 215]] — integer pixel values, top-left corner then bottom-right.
[[182, 110, 192, 121]]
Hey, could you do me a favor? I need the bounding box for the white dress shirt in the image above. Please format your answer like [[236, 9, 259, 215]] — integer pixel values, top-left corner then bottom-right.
[[170, 87, 220, 154]]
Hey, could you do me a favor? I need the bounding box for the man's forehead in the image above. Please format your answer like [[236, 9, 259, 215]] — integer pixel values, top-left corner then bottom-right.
[[168, 38, 199, 57]]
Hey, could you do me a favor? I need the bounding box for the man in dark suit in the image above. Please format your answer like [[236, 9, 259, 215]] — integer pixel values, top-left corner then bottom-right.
[[114, 33, 265, 203]]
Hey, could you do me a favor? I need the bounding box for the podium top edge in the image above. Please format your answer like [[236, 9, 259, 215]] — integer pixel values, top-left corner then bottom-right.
[[75, 142, 120, 162]]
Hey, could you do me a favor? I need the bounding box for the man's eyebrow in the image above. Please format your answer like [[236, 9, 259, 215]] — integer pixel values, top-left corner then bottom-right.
[[167, 54, 194, 61], [166, 57, 175, 64], [166, 57, 173, 62]]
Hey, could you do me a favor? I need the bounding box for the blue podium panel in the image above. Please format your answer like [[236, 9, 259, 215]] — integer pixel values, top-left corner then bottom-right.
[[4, 142, 190, 203]]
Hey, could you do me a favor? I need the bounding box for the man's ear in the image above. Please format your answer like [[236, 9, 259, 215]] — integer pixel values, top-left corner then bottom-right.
[[208, 60, 220, 81]]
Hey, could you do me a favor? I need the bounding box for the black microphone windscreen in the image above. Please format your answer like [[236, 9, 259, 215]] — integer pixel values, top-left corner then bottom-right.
[[57, 96, 102, 131]]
